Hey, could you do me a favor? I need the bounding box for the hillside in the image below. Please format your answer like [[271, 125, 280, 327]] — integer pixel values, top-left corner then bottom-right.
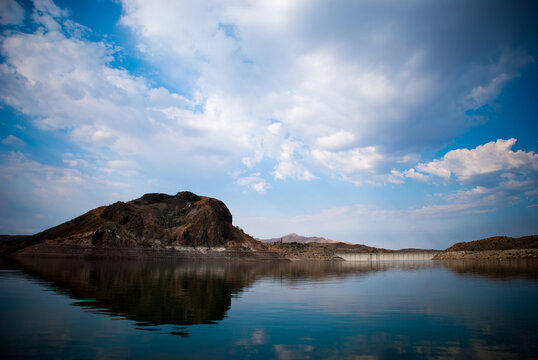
[[434, 235, 538, 260], [443, 235, 538, 251], [1, 191, 267, 257]]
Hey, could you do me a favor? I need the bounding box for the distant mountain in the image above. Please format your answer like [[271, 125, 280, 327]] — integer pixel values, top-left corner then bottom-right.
[[260, 233, 351, 245]]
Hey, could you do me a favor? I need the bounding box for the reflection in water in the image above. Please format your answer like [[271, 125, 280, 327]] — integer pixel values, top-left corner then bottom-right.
[[2, 257, 538, 359], [9, 258, 538, 329], [440, 259, 538, 280], [10, 258, 416, 329], [12, 258, 264, 330]]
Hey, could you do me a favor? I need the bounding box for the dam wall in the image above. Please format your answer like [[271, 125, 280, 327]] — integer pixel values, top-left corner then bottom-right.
[[338, 252, 438, 261]]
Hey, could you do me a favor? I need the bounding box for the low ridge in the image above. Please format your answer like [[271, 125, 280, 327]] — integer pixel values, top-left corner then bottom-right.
[[443, 235, 538, 252], [434, 235, 538, 260]]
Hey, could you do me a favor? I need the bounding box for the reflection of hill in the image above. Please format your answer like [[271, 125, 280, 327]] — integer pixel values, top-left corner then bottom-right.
[[12, 259, 430, 329], [14, 258, 265, 328], [441, 259, 538, 280], [11, 257, 537, 335]]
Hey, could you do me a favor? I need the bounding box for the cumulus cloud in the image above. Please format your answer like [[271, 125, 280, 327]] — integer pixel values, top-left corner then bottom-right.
[[1, 0, 533, 192], [0, 152, 135, 233], [316, 131, 355, 150], [415, 139, 538, 181], [391, 138, 538, 230], [0, 1, 266, 177], [236, 173, 271, 194], [403, 168, 429, 182], [272, 139, 316, 181], [115, 0, 534, 187], [0, 0, 24, 25], [312, 146, 383, 185], [0, 0, 537, 237], [465, 53, 534, 109], [1, 134, 25, 146]]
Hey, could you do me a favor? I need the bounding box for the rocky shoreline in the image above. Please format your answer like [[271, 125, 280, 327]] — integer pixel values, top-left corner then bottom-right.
[[12, 242, 285, 261]]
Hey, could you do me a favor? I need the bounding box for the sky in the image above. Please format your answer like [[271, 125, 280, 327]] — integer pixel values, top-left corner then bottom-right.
[[0, 0, 537, 249]]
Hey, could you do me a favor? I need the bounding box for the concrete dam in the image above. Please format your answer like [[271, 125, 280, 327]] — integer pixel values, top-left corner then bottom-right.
[[337, 252, 438, 261]]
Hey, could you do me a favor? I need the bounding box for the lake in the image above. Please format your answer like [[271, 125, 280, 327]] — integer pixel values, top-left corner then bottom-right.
[[1, 257, 537, 359]]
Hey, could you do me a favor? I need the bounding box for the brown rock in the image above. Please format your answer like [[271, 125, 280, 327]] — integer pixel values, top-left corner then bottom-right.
[[3, 191, 267, 255]]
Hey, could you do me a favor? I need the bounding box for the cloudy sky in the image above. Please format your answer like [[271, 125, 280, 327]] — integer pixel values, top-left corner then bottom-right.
[[1, 0, 537, 249]]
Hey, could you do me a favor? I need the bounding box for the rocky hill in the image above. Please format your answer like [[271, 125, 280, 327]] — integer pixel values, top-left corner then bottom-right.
[[1, 191, 267, 257], [443, 235, 538, 251], [260, 233, 351, 245], [434, 235, 538, 260]]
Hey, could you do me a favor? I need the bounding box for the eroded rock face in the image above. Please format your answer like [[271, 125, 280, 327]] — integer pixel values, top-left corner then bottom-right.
[[30, 191, 264, 250]]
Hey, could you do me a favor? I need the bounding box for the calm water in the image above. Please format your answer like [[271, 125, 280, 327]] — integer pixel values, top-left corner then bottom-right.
[[1, 257, 538, 359]]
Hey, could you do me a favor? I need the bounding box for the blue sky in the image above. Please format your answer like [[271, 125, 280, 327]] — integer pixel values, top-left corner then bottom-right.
[[1, 0, 537, 249]]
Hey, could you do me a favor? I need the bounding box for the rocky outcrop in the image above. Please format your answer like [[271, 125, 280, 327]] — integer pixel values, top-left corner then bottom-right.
[[6, 191, 268, 256]]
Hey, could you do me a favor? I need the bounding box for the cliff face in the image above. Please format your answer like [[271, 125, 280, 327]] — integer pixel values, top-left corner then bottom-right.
[[11, 191, 265, 253]]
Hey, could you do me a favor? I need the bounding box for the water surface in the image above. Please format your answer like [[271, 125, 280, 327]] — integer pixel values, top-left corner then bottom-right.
[[1, 258, 537, 359]]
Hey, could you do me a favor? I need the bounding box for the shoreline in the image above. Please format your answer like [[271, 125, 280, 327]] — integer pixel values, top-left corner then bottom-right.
[[10, 243, 538, 262], [433, 248, 538, 260], [12, 243, 286, 262]]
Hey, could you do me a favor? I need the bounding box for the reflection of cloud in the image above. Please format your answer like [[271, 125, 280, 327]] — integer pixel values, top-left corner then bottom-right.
[[251, 329, 266, 345], [273, 344, 315, 360], [236, 328, 268, 347], [341, 331, 525, 359]]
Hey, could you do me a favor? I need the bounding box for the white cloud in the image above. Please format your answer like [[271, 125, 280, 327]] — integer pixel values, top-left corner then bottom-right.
[[0, 0, 24, 25], [236, 173, 271, 194], [467, 73, 514, 109], [404, 168, 429, 182], [0, 3, 267, 177], [0, 152, 135, 233], [101, 159, 139, 177], [312, 146, 385, 185], [0, 0, 536, 243], [416, 139, 538, 181], [1, 134, 26, 146], [117, 0, 533, 186], [465, 52, 534, 109], [273, 139, 316, 181], [313, 146, 382, 172], [0, 0, 535, 223], [241, 150, 263, 169], [316, 131, 355, 150]]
